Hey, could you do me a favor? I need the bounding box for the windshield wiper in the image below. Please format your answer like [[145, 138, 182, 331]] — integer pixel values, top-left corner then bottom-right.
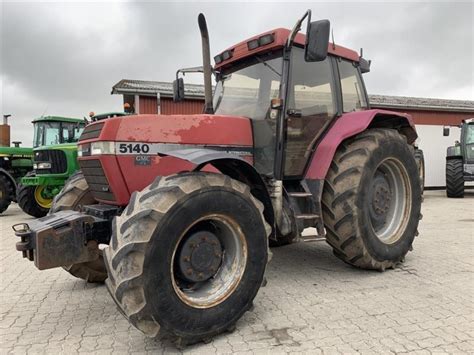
[[256, 57, 281, 77]]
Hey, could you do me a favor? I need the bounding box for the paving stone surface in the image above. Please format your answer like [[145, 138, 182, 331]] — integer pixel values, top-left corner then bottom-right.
[[1, 190, 473, 354]]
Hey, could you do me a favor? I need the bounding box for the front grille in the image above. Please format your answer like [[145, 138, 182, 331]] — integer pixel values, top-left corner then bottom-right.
[[79, 159, 115, 201], [34, 150, 67, 174], [80, 122, 104, 141]]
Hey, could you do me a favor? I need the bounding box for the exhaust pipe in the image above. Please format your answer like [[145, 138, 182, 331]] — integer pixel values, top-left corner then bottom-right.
[[198, 13, 214, 114]]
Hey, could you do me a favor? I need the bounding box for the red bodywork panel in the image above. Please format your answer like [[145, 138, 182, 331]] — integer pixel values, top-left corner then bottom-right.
[[215, 28, 359, 70], [305, 109, 416, 180], [79, 114, 253, 205]]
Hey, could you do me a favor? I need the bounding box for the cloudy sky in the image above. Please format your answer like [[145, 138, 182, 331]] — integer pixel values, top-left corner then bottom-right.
[[1, 1, 473, 145]]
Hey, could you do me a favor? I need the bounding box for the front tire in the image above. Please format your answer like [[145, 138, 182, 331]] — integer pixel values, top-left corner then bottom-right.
[[446, 159, 464, 198], [104, 173, 270, 343], [0, 174, 15, 214], [51, 171, 107, 283], [322, 129, 422, 271], [17, 184, 51, 218]]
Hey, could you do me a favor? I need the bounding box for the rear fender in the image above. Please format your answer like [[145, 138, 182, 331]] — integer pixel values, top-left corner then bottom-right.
[[446, 145, 462, 159], [305, 109, 417, 180]]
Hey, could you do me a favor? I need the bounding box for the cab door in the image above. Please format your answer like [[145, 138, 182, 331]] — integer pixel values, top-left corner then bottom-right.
[[283, 48, 337, 178]]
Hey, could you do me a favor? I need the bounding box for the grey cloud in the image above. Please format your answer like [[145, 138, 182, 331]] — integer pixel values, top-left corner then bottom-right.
[[1, 1, 473, 145]]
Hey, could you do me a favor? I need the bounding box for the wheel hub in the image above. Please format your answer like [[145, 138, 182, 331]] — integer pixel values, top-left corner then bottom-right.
[[370, 172, 392, 228], [178, 231, 223, 282]]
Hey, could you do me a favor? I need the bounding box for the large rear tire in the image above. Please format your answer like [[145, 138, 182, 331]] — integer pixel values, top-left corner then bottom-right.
[[446, 159, 464, 198], [104, 173, 270, 343], [0, 174, 15, 214], [322, 129, 422, 271], [51, 171, 107, 283]]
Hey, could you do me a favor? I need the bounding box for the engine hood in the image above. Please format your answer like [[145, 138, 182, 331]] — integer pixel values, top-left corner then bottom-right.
[[87, 114, 253, 147]]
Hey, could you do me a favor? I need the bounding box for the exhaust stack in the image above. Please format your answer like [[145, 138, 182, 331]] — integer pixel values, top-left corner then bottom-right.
[[0, 114, 11, 147], [198, 13, 214, 114]]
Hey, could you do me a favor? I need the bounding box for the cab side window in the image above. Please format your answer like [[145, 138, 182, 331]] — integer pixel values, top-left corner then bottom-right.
[[338, 60, 367, 112]]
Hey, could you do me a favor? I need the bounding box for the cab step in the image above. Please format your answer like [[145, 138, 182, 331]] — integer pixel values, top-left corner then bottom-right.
[[299, 234, 326, 242], [288, 192, 313, 198], [295, 214, 319, 220]]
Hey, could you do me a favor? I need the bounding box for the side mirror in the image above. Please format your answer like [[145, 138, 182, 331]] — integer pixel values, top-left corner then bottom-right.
[[173, 78, 185, 102], [443, 126, 450, 136], [305, 19, 330, 62]]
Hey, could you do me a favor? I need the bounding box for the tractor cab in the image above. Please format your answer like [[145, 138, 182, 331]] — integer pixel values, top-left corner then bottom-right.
[[32, 116, 86, 148], [176, 14, 371, 179]]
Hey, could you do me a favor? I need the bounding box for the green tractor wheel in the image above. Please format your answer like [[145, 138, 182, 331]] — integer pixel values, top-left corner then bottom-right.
[[0, 174, 16, 214], [17, 183, 52, 218]]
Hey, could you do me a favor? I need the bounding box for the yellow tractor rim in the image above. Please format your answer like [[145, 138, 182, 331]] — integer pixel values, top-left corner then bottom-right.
[[34, 186, 53, 209]]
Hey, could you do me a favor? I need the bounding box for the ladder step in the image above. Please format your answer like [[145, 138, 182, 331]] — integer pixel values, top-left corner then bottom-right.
[[300, 235, 326, 242], [288, 192, 313, 197], [295, 214, 320, 219]]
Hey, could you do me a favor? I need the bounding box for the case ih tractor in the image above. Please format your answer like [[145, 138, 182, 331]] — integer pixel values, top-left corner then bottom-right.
[[15, 12, 421, 344], [444, 118, 474, 197]]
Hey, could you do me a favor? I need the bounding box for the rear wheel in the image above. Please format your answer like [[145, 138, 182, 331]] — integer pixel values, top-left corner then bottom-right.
[[0, 174, 15, 214], [51, 171, 107, 282], [322, 129, 422, 271], [446, 159, 464, 198], [104, 173, 270, 343], [17, 182, 52, 218]]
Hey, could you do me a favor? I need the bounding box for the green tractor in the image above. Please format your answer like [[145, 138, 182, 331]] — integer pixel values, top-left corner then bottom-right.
[[444, 118, 474, 198], [17, 116, 86, 217], [18, 112, 129, 217], [0, 115, 34, 214]]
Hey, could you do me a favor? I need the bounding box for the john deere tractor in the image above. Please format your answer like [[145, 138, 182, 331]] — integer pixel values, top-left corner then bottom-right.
[[17, 113, 129, 217], [444, 118, 474, 197], [0, 115, 34, 214], [17, 116, 86, 217]]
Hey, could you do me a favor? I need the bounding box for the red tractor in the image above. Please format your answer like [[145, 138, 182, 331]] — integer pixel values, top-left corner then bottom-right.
[[15, 11, 421, 344]]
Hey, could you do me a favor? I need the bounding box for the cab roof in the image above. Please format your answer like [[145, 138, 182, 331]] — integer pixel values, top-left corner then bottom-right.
[[215, 28, 359, 70], [32, 116, 83, 124]]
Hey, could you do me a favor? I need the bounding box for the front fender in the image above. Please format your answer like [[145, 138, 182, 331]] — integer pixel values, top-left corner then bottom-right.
[[305, 109, 416, 180], [163, 148, 252, 167]]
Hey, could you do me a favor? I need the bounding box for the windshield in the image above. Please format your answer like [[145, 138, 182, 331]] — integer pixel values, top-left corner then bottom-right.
[[34, 122, 61, 148], [33, 121, 85, 147], [213, 55, 282, 120]]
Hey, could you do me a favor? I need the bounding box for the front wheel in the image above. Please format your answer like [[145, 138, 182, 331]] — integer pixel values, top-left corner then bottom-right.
[[51, 171, 107, 282], [446, 159, 464, 198], [0, 174, 15, 214], [322, 129, 422, 271], [104, 173, 270, 343], [17, 184, 51, 218]]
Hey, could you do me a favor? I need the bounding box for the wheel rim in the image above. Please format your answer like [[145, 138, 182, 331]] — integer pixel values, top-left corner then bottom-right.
[[34, 186, 53, 209], [171, 214, 248, 309], [368, 158, 412, 244]]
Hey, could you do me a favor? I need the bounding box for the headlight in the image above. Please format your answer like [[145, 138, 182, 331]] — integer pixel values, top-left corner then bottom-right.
[[36, 162, 51, 169], [91, 141, 115, 155]]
